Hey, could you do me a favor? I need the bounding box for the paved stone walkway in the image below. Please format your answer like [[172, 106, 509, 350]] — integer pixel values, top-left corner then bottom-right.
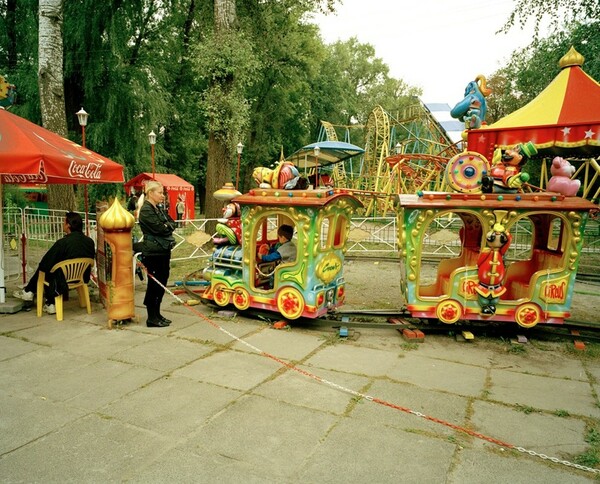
[[0, 285, 599, 482]]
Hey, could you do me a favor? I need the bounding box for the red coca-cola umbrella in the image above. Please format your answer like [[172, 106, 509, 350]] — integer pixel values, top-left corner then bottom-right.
[[0, 108, 124, 305], [0, 108, 124, 184]]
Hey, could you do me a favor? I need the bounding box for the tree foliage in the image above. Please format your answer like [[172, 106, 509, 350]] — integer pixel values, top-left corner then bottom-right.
[[0, 0, 422, 213], [500, 0, 600, 38]]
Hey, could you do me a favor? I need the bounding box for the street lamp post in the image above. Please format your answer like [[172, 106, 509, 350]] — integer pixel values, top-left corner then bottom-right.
[[148, 130, 156, 179], [76, 108, 90, 235], [313, 145, 320, 187], [235, 142, 244, 191]]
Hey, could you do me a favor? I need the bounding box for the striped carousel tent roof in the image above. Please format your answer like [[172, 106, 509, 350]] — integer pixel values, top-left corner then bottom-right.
[[467, 47, 600, 158]]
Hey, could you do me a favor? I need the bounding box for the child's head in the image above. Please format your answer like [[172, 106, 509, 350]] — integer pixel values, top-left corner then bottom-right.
[[278, 224, 294, 242]]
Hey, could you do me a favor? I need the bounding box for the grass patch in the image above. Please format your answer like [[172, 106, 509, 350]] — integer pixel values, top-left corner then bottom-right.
[[515, 404, 538, 414]]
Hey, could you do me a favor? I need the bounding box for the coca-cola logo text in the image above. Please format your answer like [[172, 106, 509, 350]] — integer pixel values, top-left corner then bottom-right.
[[68, 160, 103, 179]]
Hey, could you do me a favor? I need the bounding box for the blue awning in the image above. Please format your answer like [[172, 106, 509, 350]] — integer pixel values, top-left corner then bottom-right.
[[286, 141, 364, 169]]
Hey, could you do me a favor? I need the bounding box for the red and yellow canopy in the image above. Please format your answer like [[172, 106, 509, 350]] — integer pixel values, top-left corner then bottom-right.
[[468, 47, 600, 158]]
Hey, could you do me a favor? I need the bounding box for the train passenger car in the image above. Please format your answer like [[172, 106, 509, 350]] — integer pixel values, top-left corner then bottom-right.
[[202, 187, 363, 319], [397, 191, 596, 327]]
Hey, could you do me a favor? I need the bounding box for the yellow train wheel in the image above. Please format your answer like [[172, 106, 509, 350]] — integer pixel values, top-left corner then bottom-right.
[[436, 299, 462, 324], [232, 287, 251, 311], [213, 283, 231, 307], [277, 287, 305, 320], [515, 303, 543, 328]]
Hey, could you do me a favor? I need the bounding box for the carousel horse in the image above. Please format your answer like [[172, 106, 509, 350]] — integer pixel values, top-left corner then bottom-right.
[[450, 75, 492, 129]]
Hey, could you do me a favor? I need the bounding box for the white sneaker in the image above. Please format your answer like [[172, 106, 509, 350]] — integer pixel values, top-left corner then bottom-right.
[[44, 304, 56, 315], [13, 289, 34, 301]]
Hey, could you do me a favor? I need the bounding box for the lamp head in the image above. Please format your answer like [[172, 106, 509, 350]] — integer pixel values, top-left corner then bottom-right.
[[76, 107, 88, 127], [236, 142, 244, 155], [148, 130, 156, 145]]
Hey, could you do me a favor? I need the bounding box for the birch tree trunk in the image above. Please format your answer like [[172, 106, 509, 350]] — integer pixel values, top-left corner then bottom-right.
[[38, 0, 76, 211]]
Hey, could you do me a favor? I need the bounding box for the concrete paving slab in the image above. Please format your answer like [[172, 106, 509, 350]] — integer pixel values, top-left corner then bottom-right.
[[489, 368, 600, 417], [173, 349, 281, 391], [9, 318, 100, 346], [64, 364, 163, 411], [231, 326, 325, 361], [52, 326, 156, 360], [103, 375, 242, 437], [350, 378, 471, 438], [170, 315, 262, 345], [182, 394, 338, 481], [252, 365, 370, 415], [304, 343, 400, 376], [586, 361, 600, 383], [386, 352, 488, 397], [0, 413, 174, 483], [0, 391, 88, 455], [296, 417, 456, 483], [0, 334, 40, 361], [470, 400, 588, 456], [110, 334, 213, 372], [0, 311, 43, 332], [126, 447, 279, 483], [404, 336, 498, 367], [488, 348, 589, 381], [449, 447, 593, 483]]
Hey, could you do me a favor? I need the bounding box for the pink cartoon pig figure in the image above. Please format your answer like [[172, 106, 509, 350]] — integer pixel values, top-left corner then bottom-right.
[[547, 157, 580, 197]]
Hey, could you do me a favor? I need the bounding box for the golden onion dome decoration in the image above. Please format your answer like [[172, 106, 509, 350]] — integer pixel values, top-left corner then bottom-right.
[[559, 46, 584, 69], [99, 197, 135, 230], [214, 182, 242, 201]]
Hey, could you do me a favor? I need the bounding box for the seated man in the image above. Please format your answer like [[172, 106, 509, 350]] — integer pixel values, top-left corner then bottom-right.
[[258, 224, 296, 264], [13, 212, 95, 314]]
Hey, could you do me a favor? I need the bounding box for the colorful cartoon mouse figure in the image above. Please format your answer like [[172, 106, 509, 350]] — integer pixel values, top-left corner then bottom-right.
[[450, 75, 492, 129], [482, 142, 537, 193], [475, 223, 512, 316], [213, 201, 242, 246], [547, 156, 580, 196]]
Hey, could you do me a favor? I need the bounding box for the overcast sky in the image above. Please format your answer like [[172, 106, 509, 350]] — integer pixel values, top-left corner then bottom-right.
[[310, 0, 543, 105]]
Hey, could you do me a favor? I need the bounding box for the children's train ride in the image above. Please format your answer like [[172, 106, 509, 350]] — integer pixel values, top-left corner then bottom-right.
[[200, 146, 596, 328], [201, 182, 363, 320]]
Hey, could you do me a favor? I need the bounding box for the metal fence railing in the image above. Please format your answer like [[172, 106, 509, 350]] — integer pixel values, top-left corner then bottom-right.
[[3, 208, 599, 285]]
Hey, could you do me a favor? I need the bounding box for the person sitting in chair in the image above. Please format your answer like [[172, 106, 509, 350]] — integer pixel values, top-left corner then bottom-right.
[[258, 224, 296, 264], [13, 212, 95, 314]]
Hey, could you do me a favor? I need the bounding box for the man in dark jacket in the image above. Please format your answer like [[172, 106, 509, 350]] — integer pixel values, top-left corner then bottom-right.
[[13, 212, 95, 314]]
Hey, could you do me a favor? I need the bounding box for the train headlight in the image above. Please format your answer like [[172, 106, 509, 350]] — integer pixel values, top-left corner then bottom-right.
[[337, 285, 345, 301], [317, 292, 324, 306]]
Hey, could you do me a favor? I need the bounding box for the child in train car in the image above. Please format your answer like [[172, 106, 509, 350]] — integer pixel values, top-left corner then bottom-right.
[[258, 224, 296, 263]]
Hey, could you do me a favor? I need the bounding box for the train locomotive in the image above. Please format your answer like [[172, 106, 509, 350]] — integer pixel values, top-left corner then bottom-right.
[[202, 186, 363, 319]]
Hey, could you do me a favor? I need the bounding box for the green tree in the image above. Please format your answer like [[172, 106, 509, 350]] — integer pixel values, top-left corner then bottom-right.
[[500, 0, 599, 38]]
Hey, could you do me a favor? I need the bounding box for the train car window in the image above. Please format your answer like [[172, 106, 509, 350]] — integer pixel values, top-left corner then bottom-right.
[[320, 216, 332, 250], [333, 216, 347, 248], [547, 216, 565, 252], [508, 217, 534, 262], [418, 211, 482, 297]]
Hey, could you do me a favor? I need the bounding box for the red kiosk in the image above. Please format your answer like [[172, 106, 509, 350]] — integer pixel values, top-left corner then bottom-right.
[[124, 173, 195, 220]]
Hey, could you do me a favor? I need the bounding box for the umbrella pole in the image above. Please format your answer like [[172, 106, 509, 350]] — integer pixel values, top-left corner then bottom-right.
[[0, 182, 5, 304], [84, 184, 89, 236]]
